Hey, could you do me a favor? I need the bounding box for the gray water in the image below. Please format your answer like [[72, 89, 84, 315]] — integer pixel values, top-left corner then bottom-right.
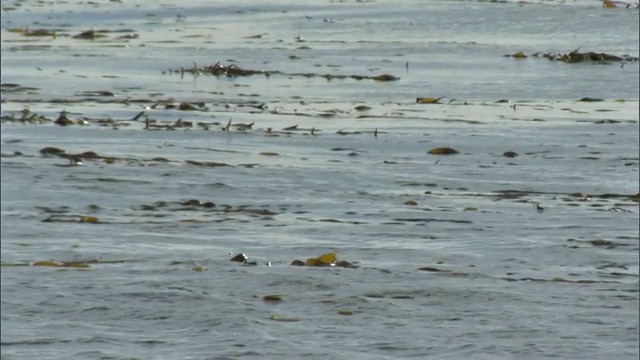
[[1, 0, 639, 359]]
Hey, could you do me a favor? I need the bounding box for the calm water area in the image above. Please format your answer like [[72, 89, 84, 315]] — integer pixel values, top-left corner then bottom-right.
[[1, 0, 639, 359]]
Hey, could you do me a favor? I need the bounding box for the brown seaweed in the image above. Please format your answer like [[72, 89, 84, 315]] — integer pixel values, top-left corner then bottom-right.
[[505, 48, 638, 64], [168, 62, 400, 81]]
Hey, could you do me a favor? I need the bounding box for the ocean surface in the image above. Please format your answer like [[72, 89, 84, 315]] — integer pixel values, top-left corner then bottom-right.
[[1, 0, 639, 359]]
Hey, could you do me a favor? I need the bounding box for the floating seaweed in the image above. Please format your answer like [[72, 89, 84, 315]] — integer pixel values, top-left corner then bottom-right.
[[578, 97, 605, 102], [602, 0, 640, 8], [263, 294, 283, 302], [73, 30, 107, 40], [501, 276, 621, 284], [76, 90, 116, 97], [427, 147, 459, 155], [418, 266, 444, 272], [229, 253, 257, 265], [40, 146, 67, 156], [230, 253, 249, 262], [416, 96, 444, 104], [2, 257, 130, 268], [370, 74, 400, 81], [8, 28, 56, 38], [505, 48, 639, 64], [192, 265, 207, 272], [168, 61, 400, 82], [306, 252, 336, 266], [177, 102, 204, 111], [269, 314, 300, 322], [54, 111, 74, 126], [289, 252, 357, 268], [42, 215, 100, 223], [184, 160, 232, 168], [506, 51, 527, 59]]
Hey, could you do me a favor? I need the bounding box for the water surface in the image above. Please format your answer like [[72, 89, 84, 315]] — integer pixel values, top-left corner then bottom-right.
[[1, 0, 639, 359]]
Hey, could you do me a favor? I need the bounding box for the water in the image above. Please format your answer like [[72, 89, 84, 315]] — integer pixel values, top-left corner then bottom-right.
[[1, 0, 639, 359]]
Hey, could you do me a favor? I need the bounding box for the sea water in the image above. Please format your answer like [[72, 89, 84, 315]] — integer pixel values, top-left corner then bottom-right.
[[1, 1, 639, 359]]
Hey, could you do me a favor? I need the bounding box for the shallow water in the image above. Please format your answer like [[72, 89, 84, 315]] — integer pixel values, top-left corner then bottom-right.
[[1, 0, 639, 359]]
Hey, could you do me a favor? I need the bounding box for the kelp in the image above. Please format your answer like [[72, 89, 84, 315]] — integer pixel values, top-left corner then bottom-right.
[[427, 147, 459, 155], [417, 265, 624, 284], [1, 257, 130, 268], [72, 30, 107, 40], [263, 294, 283, 302], [1, 108, 50, 123], [500, 276, 621, 284], [39, 146, 125, 165], [577, 97, 604, 102], [139, 200, 275, 219], [602, 0, 639, 8], [227, 252, 357, 268], [192, 265, 207, 272], [42, 215, 100, 223], [38, 145, 241, 168], [504, 48, 639, 64], [566, 238, 633, 249], [168, 61, 400, 82], [230, 253, 249, 262], [71, 29, 136, 41], [291, 252, 357, 268], [305, 252, 336, 266], [1, 83, 41, 94], [8, 28, 56, 38], [7, 27, 137, 41], [229, 253, 258, 266], [184, 160, 232, 168], [54, 111, 74, 126], [416, 96, 444, 104], [269, 314, 300, 322]]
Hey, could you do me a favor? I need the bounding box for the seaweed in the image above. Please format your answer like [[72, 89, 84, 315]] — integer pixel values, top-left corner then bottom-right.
[[168, 61, 400, 82], [504, 48, 638, 64]]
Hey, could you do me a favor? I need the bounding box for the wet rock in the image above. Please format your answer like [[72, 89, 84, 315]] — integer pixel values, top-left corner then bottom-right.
[[503, 151, 519, 158]]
